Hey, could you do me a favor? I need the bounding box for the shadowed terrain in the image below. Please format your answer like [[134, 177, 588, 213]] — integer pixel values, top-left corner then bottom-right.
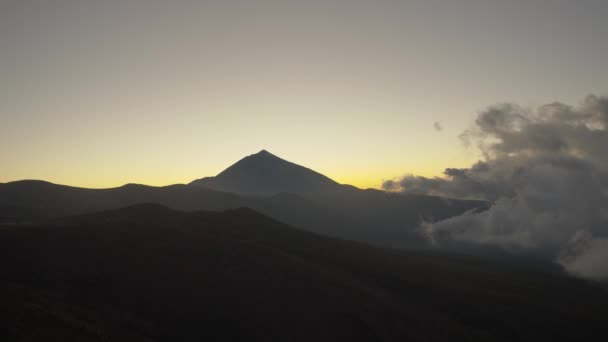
[[1, 204, 607, 341]]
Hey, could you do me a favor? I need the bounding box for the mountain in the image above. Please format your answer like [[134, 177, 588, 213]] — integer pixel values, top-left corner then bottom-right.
[[0, 178, 486, 249], [189, 150, 343, 196], [189, 150, 489, 247], [0, 180, 246, 221], [0, 151, 487, 249], [1, 204, 607, 341]]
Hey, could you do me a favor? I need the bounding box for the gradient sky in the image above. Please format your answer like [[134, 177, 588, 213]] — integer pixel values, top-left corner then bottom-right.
[[2, 0, 607, 189]]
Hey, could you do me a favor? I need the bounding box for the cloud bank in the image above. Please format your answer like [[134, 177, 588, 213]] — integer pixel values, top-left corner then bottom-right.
[[385, 95, 608, 280]]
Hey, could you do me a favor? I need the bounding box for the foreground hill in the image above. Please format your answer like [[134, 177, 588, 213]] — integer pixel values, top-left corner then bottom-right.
[[1, 205, 607, 341]]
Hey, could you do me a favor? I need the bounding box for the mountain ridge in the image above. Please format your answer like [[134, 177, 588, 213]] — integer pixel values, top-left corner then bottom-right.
[[0, 151, 487, 249]]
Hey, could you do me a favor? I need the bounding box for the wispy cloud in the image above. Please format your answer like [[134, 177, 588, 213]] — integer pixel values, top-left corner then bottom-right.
[[433, 121, 443, 131]]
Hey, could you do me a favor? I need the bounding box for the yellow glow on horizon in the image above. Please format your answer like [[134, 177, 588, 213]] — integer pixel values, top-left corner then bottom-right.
[[1, 164, 462, 191], [1, 147, 481, 191]]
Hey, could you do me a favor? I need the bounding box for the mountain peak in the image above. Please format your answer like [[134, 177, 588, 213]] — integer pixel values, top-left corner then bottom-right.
[[248, 149, 280, 160], [190, 150, 341, 196]]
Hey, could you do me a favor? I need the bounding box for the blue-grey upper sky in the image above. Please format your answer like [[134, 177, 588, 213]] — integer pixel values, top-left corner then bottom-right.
[[1, 0, 607, 188]]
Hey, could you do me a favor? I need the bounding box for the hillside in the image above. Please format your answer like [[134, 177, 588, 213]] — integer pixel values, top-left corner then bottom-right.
[[1, 205, 607, 341]]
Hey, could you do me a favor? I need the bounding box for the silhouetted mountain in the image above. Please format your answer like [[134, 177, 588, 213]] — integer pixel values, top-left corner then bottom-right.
[[1, 205, 607, 341], [188, 150, 489, 247], [0, 151, 487, 250], [0, 178, 485, 249], [0, 180, 246, 221], [190, 150, 342, 196]]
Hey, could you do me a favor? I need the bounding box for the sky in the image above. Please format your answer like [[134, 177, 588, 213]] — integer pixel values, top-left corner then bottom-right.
[[1, 0, 607, 189]]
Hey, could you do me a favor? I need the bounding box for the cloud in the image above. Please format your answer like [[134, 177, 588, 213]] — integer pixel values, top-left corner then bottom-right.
[[385, 95, 608, 280], [433, 121, 443, 131]]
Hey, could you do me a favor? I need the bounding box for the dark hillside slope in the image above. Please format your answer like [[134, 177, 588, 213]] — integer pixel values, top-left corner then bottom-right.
[[1, 205, 607, 341]]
